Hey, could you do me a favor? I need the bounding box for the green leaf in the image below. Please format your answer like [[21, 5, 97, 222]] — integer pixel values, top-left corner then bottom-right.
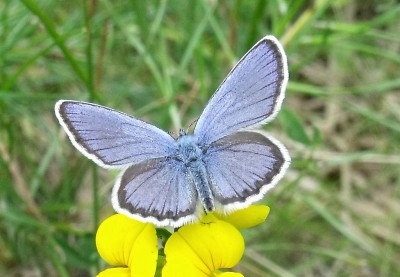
[[279, 108, 311, 145]]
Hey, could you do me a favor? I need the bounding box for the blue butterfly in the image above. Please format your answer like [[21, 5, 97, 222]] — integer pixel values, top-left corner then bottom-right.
[[55, 36, 290, 227]]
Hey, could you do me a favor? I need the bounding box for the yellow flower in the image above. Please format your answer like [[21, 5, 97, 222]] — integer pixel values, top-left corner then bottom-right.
[[95, 214, 158, 277], [162, 214, 244, 277], [217, 205, 270, 229], [97, 268, 131, 277], [95, 205, 270, 276], [162, 205, 270, 277]]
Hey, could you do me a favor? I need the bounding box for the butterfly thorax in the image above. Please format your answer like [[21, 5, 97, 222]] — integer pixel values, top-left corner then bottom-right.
[[176, 133, 215, 213], [176, 133, 203, 165]]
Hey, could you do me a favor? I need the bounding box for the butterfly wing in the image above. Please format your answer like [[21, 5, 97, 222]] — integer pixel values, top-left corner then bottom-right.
[[55, 100, 177, 169], [112, 157, 198, 227], [203, 131, 290, 212], [194, 36, 288, 146]]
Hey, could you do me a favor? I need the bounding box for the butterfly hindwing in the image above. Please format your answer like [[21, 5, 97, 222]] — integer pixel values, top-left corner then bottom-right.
[[203, 131, 290, 212], [112, 157, 198, 227]]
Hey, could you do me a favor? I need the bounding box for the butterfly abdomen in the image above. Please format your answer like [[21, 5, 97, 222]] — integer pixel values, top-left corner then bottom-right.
[[187, 161, 214, 213]]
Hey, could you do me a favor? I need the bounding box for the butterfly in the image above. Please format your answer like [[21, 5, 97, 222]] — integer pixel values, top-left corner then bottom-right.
[[55, 35, 290, 227]]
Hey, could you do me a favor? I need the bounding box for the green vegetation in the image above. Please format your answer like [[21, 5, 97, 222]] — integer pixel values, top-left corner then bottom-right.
[[1, 0, 399, 276]]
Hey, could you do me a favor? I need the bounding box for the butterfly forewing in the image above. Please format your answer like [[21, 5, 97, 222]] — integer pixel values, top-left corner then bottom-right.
[[55, 100, 177, 168], [112, 157, 198, 227], [194, 36, 288, 146], [204, 131, 290, 211]]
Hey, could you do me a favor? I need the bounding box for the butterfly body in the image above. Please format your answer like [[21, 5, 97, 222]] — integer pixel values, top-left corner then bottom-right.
[[55, 35, 290, 227], [176, 132, 215, 213]]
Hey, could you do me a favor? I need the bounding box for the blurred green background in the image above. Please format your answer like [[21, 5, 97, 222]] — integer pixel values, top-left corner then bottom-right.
[[1, 0, 399, 276]]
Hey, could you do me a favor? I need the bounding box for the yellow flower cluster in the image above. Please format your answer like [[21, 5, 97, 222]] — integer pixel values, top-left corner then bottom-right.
[[96, 206, 270, 277]]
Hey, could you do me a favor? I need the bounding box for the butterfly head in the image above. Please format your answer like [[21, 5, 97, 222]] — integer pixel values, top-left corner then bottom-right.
[[178, 128, 187, 137]]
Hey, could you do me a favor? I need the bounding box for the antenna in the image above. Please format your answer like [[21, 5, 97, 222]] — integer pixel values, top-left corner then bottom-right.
[[186, 118, 199, 133]]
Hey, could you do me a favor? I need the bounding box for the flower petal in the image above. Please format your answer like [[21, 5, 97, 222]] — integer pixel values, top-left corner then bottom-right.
[[163, 215, 244, 277], [96, 214, 157, 277], [215, 272, 244, 277], [217, 205, 270, 229], [97, 267, 130, 277]]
